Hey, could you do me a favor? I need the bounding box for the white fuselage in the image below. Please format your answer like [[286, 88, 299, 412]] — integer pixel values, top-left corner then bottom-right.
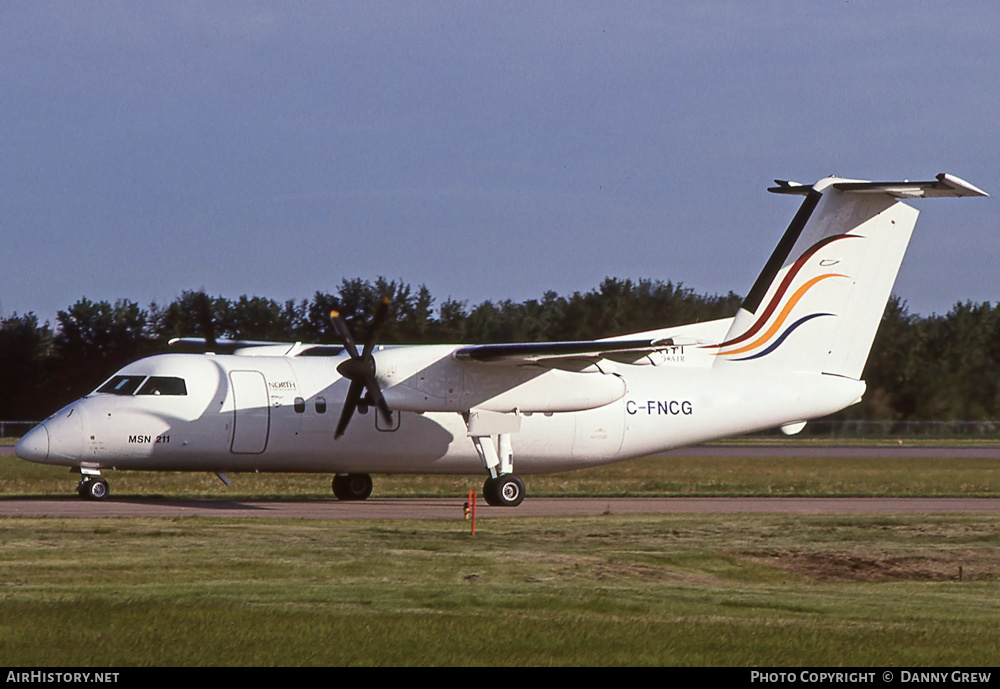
[[22, 346, 864, 476], [17, 173, 985, 491]]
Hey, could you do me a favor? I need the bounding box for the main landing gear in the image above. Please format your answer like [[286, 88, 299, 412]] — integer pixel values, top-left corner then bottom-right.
[[482, 474, 525, 507], [470, 423, 526, 507], [332, 473, 374, 501], [77, 476, 110, 500]]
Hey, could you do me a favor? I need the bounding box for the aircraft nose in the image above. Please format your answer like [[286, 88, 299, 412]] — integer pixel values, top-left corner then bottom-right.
[[46, 408, 85, 462], [15, 424, 50, 462]]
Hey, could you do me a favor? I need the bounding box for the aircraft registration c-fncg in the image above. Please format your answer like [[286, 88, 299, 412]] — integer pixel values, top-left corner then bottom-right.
[[16, 173, 988, 505]]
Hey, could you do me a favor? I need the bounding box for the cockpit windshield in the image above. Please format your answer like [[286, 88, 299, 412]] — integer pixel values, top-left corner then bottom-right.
[[96, 375, 146, 395], [95, 375, 187, 396], [137, 377, 187, 396]]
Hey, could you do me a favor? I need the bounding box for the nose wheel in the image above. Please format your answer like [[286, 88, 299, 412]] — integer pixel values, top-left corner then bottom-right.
[[77, 477, 110, 501]]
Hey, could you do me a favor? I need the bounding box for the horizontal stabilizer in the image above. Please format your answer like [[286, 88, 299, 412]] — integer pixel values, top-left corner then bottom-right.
[[832, 173, 988, 198], [770, 173, 988, 198], [767, 180, 810, 195]]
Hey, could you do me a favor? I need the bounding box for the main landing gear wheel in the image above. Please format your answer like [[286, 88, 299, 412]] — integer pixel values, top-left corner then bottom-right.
[[332, 473, 374, 501], [77, 477, 110, 501], [483, 474, 525, 507]]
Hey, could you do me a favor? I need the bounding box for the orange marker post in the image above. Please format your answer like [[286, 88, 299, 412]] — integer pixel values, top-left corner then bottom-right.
[[471, 489, 477, 536]]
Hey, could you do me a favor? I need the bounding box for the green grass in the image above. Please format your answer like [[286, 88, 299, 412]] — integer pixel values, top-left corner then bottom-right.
[[3, 445, 999, 665], [1, 515, 998, 666]]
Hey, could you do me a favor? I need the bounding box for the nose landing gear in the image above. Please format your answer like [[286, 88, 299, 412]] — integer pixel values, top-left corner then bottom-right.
[[77, 477, 110, 500]]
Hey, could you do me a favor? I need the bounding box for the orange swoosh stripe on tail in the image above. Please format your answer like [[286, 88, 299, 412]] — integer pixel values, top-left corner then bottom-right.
[[703, 233, 861, 350], [714, 273, 846, 356]]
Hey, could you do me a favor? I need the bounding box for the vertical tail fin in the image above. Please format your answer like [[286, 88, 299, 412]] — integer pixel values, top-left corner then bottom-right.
[[710, 173, 987, 379]]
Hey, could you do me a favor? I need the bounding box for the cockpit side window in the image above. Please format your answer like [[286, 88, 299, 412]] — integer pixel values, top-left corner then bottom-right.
[[136, 377, 188, 396], [96, 375, 146, 395]]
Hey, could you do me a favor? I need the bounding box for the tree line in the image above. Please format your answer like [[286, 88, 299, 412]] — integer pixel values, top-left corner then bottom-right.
[[1, 277, 997, 422]]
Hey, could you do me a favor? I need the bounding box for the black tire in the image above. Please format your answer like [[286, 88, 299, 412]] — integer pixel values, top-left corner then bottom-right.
[[482, 477, 500, 506], [484, 474, 525, 507], [82, 478, 109, 501], [332, 473, 373, 501]]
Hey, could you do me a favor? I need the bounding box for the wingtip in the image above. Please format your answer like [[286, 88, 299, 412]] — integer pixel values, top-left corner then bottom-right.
[[937, 173, 989, 197]]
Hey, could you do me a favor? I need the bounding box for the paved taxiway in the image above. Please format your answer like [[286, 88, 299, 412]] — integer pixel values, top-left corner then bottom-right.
[[4, 443, 997, 519], [3, 497, 999, 519], [663, 445, 1000, 459]]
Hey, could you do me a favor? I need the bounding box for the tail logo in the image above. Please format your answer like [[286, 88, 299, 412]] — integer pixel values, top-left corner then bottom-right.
[[705, 234, 861, 361]]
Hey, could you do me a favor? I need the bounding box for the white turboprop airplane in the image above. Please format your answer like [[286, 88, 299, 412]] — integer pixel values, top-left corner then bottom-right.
[[16, 174, 987, 504]]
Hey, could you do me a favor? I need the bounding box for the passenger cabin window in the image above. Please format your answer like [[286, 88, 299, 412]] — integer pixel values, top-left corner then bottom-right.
[[315, 397, 327, 414], [96, 375, 146, 396], [136, 377, 188, 396], [294, 397, 305, 413]]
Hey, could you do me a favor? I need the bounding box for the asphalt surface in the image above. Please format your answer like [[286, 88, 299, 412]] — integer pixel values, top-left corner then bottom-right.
[[2, 496, 998, 519], [663, 445, 1000, 459], [4, 443, 998, 519]]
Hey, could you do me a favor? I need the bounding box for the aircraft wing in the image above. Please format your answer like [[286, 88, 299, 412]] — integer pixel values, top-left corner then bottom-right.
[[452, 338, 674, 364], [168, 338, 345, 357], [167, 337, 292, 353]]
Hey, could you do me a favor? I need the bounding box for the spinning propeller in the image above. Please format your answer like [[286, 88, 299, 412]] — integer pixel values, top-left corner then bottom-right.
[[330, 296, 394, 439]]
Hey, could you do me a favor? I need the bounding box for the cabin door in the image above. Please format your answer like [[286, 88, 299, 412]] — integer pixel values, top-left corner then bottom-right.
[[230, 370, 271, 454]]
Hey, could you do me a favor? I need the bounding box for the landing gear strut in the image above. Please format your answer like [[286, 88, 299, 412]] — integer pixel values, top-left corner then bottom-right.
[[469, 423, 526, 507], [77, 477, 110, 501], [332, 473, 373, 501]]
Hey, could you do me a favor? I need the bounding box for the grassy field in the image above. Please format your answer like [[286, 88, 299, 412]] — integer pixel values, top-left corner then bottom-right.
[[1, 514, 998, 666], [2, 445, 999, 666]]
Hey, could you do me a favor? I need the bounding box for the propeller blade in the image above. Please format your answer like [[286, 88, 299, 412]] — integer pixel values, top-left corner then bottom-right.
[[329, 310, 360, 359], [335, 379, 364, 439], [362, 296, 391, 360], [330, 297, 394, 440], [364, 374, 394, 425]]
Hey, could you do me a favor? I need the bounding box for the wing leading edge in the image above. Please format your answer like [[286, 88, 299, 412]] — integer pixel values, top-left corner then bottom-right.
[[452, 338, 674, 364]]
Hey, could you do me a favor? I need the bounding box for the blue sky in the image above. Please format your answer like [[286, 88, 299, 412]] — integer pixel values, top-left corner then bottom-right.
[[2, 2, 996, 327]]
